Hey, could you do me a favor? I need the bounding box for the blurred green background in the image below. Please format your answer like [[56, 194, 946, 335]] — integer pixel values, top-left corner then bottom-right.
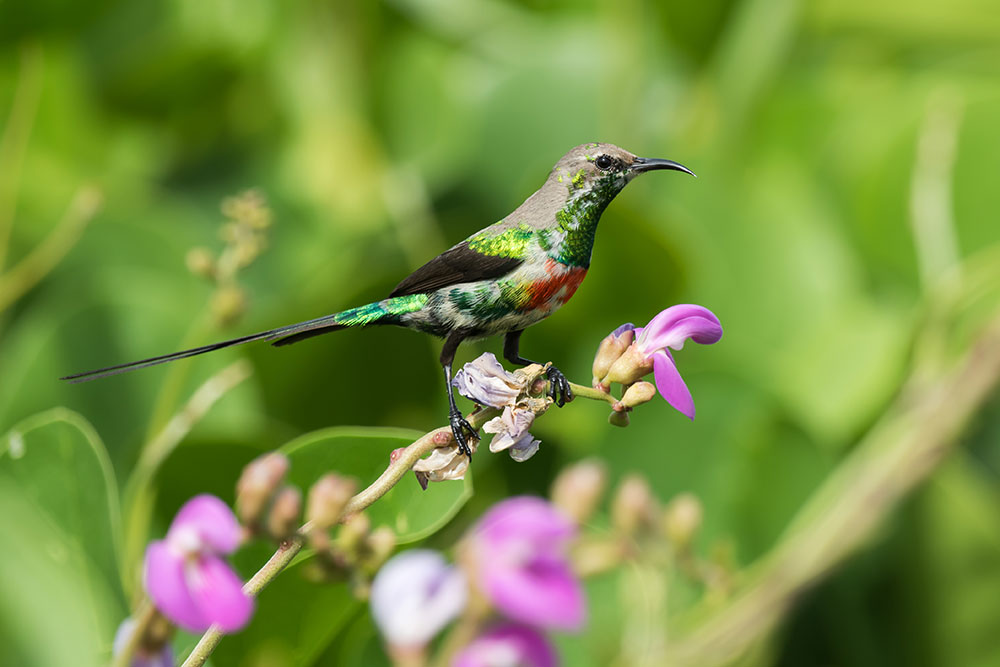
[[2, 0, 1000, 665]]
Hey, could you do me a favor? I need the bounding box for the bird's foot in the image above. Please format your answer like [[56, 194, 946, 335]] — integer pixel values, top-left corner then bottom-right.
[[546, 365, 573, 407], [449, 408, 478, 457]]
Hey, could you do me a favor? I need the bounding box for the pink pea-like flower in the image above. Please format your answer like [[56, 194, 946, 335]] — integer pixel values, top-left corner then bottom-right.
[[466, 496, 584, 631], [143, 494, 253, 633], [602, 304, 723, 419], [453, 623, 558, 667]]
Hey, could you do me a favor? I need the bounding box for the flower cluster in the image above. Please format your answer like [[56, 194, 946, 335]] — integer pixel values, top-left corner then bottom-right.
[[453, 353, 550, 461], [370, 496, 583, 666], [186, 189, 273, 327], [593, 304, 723, 423]]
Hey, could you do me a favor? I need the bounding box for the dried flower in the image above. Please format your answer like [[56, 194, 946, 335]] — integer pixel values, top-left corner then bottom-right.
[[453, 353, 548, 463], [452, 353, 523, 408]]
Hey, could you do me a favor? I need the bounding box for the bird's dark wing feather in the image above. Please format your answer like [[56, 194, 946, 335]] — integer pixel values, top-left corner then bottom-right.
[[390, 241, 523, 297]]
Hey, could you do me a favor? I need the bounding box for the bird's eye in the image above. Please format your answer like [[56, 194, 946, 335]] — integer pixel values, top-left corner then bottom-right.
[[595, 154, 614, 171]]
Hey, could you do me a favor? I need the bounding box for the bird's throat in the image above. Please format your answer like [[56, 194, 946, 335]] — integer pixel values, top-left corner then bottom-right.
[[550, 176, 624, 268]]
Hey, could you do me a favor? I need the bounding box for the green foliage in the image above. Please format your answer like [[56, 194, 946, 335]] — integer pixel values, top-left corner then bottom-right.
[[282, 427, 472, 543], [0, 409, 124, 667], [1, 0, 999, 664]]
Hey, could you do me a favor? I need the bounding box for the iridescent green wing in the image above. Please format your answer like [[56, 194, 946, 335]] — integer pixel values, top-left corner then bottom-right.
[[389, 226, 533, 297]]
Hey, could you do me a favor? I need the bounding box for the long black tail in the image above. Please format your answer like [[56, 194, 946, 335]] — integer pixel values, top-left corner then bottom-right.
[[60, 313, 346, 384]]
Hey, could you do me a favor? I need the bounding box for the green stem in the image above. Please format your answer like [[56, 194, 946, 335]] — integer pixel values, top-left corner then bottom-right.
[[662, 311, 1000, 666], [0, 44, 44, 271], [121, 360, 253, 598], [179, 370, 620, 666], [0, 186, 101, 314], [179, 408, 498, 667], [568, 381, 617, 405]]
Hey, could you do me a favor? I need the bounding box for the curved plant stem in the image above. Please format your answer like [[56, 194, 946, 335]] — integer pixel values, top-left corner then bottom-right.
[[180, 408, 500, 667], [0, 44, 44, 271], [179, 372, 622, 667], [122, 360, 253, 597], [0, 186, 101, 314], [662, 311, 1000, 666]]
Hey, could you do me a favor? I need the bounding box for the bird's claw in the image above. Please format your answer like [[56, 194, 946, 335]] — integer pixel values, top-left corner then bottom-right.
[[449, 409, 478, 457], [546, 365, 573, 407]]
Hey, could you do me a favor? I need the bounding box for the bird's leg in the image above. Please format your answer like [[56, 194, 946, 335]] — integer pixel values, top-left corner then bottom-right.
[[503, 329, 573, 407], [441, 330, 477, 457]]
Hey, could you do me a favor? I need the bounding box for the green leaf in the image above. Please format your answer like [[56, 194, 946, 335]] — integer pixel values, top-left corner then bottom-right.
[[283, 426, 471, 543], [211, 542, 360, 667], [0, 408, 125, 666]]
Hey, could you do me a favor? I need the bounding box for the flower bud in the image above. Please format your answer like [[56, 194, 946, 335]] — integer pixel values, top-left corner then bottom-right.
[[365, 526, 397, 572], [604, 343, 654, 386], [612, 474, 657, 536], [236, 452, 290, 527], [337, 513, 372, 555], [550, 459, 607, 525], [620, 381, 657, 408], [664, 493, 703, 550], [211, 284, 247, 326], [267, 485, 302, 541], [185, 247, 216, 280], [608, 410, 630, 428], [592, 326, 635, 385], [306, 474, 357, 531]]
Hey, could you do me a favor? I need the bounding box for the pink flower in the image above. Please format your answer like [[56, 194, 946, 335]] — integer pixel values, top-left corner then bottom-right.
[[143, 495, 253, 633], [466, 496, 584, 631], [600, 304, 722, 419], [370, 550, 468, 649], [453, 623, 558, 667]]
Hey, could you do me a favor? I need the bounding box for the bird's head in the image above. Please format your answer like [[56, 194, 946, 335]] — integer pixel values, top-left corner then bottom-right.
[[550, 142, 694, 200]]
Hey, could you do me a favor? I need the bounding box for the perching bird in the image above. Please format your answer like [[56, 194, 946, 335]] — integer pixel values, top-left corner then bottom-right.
[[63, 143, 693, 455]]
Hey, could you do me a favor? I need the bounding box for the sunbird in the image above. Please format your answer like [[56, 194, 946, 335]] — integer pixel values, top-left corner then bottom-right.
[[63, 143, 694, 455]]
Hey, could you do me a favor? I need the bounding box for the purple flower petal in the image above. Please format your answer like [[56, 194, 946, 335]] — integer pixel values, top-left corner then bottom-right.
[[653, 350, 695, 420], [473, 496, 575, 549], [169, 495, 242, 555], [484, 407, 537, 454], [637, 304, 722, 355], [185, 554, 254, 633], [113, 617, 174, 667], [611, 322, 636, 338], [453, 623, 558, 667], [484, 556, 585, 631], [144, 540, 209, 632], [452, 353, 522, 408], [370, 550, 467, 647], [508, 435, 541, 462]]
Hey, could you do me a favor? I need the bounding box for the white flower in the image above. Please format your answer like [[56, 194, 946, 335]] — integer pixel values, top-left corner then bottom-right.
[[452, 353, 523, 407], [451, 353, 547, 463], [483, 406, 541, 461], [370, 550, 468, 648]]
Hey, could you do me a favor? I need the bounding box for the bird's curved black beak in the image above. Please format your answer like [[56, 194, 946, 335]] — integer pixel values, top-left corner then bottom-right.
[[631, 157, 696, 177]]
